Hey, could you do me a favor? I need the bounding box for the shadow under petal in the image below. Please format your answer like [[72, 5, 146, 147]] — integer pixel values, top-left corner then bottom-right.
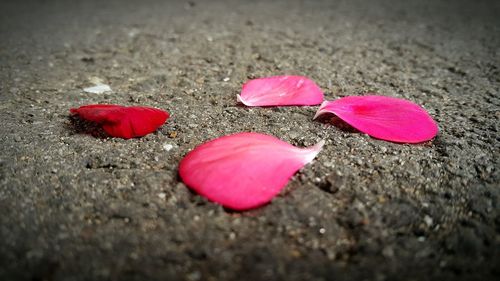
[[66, 115, 109, 139], [315, 115, 361, 133]]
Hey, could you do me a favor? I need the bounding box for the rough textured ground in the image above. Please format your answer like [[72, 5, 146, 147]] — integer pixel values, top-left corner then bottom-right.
[[1, 0, 499, 280]]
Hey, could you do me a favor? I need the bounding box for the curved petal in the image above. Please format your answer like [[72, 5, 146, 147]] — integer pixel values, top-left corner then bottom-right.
[[69, 104, 123, 123], [70, 104, 169, 139], [179, 132, 324, 210], [314, 95, 438, 143], [237, 75, 324, 106]]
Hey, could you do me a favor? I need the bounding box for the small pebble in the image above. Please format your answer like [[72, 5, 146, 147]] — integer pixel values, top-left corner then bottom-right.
[[83, 84, 112, 94], [186, 271, 201, 281], [382, 246, 394, 258], [423, 215, 433, 227], [290, 249, 302, 258], [163, 144, 174, 151]]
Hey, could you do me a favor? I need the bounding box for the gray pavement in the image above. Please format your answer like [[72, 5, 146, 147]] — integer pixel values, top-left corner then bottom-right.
[[0, 0, 499, 280]]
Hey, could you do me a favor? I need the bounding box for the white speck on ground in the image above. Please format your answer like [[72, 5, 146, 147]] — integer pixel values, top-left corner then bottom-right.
[[424, 215, 433, 227], [163, 143, 174, 151], [83, 84, 112, 94]]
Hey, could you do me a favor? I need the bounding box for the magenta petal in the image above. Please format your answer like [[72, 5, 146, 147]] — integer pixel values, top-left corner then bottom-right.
[[314, 95, 439, 143], [179, 132, 324, 210], [237, 75, 324, 106]]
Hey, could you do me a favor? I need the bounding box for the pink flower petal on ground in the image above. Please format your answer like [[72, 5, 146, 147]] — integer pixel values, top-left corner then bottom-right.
[[179, 132, 324, 210], [70, 104, 169, 139], [237, 75, 324, 106], [314, 95, 439, 143]]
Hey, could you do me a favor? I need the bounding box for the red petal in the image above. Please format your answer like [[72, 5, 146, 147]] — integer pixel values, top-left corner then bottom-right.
[[179, 132, 324, 210], [70, 104, 169, 139], [237, 75, 324, 106], [314, 95, 439, 143]]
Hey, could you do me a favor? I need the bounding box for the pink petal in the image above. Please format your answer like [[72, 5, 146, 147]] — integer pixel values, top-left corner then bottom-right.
[[178, 132, 324, 210], [237, 75, 324, 106], [70, 104, 169, 139], [314, 95, 439, 143]]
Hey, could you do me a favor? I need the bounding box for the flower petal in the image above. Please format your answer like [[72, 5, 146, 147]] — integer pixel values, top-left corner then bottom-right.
[[70, 104, 169, 139], [179, 132, 324, 210], [237, 75, 324, 106], [314, 95, 439, 143]]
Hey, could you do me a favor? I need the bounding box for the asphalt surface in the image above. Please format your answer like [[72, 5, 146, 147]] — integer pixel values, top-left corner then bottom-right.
[[1, 0, 499, 280]]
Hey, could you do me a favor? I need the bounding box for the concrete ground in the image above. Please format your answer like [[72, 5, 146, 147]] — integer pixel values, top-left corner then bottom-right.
[[0, 0, 499, 280]]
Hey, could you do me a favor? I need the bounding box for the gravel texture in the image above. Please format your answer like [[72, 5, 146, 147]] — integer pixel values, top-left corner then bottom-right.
[[0, 0, 499, 280]]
